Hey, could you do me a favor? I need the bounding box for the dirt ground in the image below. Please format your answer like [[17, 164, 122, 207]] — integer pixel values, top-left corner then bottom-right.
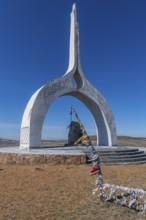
[[0, 163, 146, 220]]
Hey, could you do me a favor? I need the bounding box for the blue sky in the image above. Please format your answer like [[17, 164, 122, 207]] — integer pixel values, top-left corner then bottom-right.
[[0, 0, 146, 140]]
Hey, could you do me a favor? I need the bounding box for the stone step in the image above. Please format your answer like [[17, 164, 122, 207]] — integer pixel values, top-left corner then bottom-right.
[[100, 160, 146, 165], [85, 148, 140, 155], [99, 153, 146, 159], [100, 155, 146, 163], [96, 149, 139, 153], [97, 150, 145, 156], [86, 147, 146, 165]]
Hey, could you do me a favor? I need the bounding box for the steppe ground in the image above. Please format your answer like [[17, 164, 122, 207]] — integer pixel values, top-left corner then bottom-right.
[[0, 164, 146, 220], [0, 136, 146, 220]]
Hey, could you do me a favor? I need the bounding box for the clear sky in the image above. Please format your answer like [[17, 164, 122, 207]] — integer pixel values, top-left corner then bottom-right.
[[0, 0, 146, 140]]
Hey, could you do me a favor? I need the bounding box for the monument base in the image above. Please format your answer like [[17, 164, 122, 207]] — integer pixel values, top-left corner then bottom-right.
[[0, 146, 86, 165], [0, 146, 146, 165]]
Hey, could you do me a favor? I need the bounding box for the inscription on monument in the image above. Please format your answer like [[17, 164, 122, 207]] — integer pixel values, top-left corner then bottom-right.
[[83, 81, 106, 109], [44, 78, 69, 98]]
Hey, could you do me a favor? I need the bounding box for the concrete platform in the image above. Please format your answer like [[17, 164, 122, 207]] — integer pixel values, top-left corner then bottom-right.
[[0, 146, 146, 165], [0, 146, 85, 155], [0, 146, 87, 165], [0, 145, 124, 155], [0, 145, 146, 156]]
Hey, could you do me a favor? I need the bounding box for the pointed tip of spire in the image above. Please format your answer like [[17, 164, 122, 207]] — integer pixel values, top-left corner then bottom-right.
[[71, 3, 77, 21], [72, 3, 76, 11]]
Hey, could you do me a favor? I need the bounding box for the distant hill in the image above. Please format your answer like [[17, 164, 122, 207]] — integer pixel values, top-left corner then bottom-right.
[[117, 136, 146, 147], [0, 138, 19, 147], [91, 135, 146, 147], [42, 136, 146, 147], [0, 136, 145, 147]]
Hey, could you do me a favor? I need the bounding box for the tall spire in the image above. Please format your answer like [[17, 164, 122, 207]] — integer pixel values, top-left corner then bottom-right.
[[66, 3, 81, 74]]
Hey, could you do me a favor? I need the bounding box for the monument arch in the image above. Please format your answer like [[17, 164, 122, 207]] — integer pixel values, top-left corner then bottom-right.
[[20, 4, 117, 149]]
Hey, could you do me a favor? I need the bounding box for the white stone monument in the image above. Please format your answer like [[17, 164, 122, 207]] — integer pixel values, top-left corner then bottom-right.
[[20, 4, 117, 149]]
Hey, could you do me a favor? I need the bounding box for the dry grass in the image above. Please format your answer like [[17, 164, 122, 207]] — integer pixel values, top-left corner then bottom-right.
[[0, 136, 146, 219], [0, 164, 146, 220], [41, 136, 146, 147], [117, 136, 146, 147]]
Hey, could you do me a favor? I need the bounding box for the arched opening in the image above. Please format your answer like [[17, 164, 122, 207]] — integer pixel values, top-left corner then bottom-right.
[[63, 92, 111, 146], [41, 96, 97, 146], [20, 79, 117, 148]]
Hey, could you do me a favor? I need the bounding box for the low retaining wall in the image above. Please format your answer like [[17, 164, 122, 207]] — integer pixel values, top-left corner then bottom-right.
[[0, 153, 86, 165]]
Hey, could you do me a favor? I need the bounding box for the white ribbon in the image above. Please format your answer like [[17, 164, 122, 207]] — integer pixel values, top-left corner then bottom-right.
[[93, 183, 146, 212]]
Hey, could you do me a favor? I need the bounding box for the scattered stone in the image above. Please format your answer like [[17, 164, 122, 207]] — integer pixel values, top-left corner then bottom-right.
[[34, 167, 44, 171]]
